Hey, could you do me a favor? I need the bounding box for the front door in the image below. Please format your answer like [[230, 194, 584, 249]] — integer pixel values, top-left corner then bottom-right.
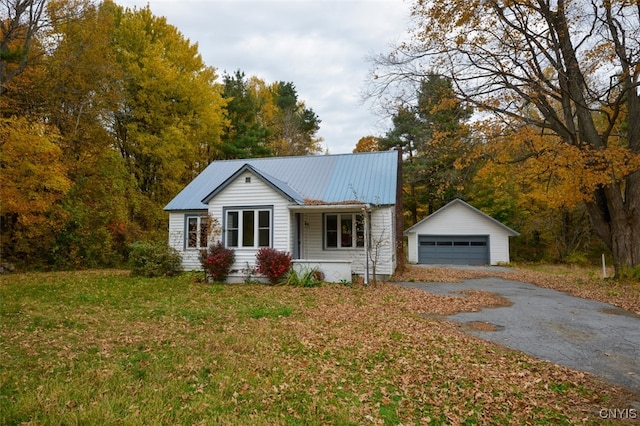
[[293, 213, 303, 259]]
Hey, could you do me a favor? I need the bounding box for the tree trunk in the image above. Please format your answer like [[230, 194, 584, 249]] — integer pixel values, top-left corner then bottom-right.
[[585, 172, 640, 277]]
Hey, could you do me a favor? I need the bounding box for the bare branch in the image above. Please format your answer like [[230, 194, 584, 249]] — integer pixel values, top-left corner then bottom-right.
[[1, 0, 48, 94]]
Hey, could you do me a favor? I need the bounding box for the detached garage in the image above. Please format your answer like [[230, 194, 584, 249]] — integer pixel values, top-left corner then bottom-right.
[[404, 199, 519, 266]]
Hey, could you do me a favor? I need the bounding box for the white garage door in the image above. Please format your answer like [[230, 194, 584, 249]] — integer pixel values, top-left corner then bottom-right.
[[418, 235, 489, 265]]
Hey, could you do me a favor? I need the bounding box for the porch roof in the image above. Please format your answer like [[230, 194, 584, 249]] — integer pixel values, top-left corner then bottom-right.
[[288, 203, 369, 212]]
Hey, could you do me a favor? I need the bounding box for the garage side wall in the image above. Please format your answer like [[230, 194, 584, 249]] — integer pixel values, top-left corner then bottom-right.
[[407, 232, 419, 264], [488, 233, 511, 265], [405, 203, 512, 265]]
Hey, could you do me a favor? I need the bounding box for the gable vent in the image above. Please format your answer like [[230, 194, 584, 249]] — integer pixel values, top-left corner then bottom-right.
[[245, 176, 251, 183]]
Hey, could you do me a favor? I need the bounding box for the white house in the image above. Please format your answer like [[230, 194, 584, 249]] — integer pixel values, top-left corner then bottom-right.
[[164, 151, 400, 282], [404, 199, 519, 265]]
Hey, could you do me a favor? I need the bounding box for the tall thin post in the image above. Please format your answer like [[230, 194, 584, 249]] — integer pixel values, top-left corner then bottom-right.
[[395, 146, 405, 274], [363, 205, 370, 286]]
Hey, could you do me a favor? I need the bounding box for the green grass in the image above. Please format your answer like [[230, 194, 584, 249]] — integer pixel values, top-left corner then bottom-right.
[[0, 270, 635, 425]]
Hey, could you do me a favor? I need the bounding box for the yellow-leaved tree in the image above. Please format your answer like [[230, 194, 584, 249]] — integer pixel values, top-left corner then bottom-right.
[[1, 0, 230, 267], [0, 117, 71, 259], [109, 4, 228, 205], [353, 136, 381, 153]]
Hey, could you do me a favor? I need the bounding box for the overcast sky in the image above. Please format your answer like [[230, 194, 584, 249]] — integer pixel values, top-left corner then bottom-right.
[[116, 0, 412, 154]]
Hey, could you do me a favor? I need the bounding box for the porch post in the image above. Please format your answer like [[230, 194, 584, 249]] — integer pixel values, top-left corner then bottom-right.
[[363, 205, 370, 286]]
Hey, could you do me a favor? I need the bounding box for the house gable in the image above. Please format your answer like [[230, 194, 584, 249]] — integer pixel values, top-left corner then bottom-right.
[[205, 168, 294, 259], [201, 163, 304, 205]]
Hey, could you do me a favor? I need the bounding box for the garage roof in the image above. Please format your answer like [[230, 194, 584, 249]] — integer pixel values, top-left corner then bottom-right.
[[404, 198, 519, 236]]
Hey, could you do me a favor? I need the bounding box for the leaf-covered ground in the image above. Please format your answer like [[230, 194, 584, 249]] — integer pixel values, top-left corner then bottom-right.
[[394, 264, 640, 315], [1, 269, 638, 425]]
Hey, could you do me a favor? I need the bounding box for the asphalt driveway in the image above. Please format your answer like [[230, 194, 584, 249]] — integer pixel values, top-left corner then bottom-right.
[[395, 277, 640, 394]]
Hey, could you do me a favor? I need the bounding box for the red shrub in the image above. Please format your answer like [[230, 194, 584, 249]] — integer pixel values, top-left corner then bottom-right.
[[199, 242, 235, 282], [255, 247, 292, 284]]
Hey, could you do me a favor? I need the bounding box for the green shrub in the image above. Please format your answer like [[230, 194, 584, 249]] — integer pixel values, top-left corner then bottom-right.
[[619, 265, 640, 281], [199, 242, 236, 282], [128, 241, 183, 277], [255, 248, 292, 284], [285, 267, 323, 287], [566, 251, 589, 266]]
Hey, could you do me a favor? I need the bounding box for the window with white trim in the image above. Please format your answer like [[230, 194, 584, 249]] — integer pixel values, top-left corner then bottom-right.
[[325, 213, 365, 249], [226, 208, 272, 248], [186, 215, 209, 249]]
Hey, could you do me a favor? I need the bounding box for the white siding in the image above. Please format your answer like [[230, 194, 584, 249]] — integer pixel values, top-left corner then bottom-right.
[[300, 206, 396, 279], [370, 206, 396, 276], [407, 232, 419, 264], [406, 202, 512, 265], [489, 233, 511, 265], [208, 170, 293, 280], [169, 171, 398, 279], [168, 211, 207, 271]]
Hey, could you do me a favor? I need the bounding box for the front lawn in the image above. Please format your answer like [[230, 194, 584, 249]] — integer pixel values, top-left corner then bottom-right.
[[1, 270, 636, 425]]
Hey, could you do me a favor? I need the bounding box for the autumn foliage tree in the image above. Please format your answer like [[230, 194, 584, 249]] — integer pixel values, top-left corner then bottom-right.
[[0, 0, 321, 270], [353, 136, 380, 153], [0, 118, 71, 261], [369, 0, 640, 276], [219, 72, 322, 159], [467, 126, 614, 263], [378, 75, 473, 225], [269, 81, 322, 156], [109, 4, 228, 206], [0, 0, 48, 94]]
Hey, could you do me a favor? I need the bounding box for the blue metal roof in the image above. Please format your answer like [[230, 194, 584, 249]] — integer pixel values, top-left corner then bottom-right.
[[164, 150, 399, 211]]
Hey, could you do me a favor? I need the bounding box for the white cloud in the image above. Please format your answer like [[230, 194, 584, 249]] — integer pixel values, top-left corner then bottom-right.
[[117, 0, 411, 153]]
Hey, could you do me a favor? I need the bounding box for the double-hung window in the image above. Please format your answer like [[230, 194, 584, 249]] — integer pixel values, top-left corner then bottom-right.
[[226, 208, 272, 248], [325, 213, 365, 249], [186, 215, 209, 249]]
